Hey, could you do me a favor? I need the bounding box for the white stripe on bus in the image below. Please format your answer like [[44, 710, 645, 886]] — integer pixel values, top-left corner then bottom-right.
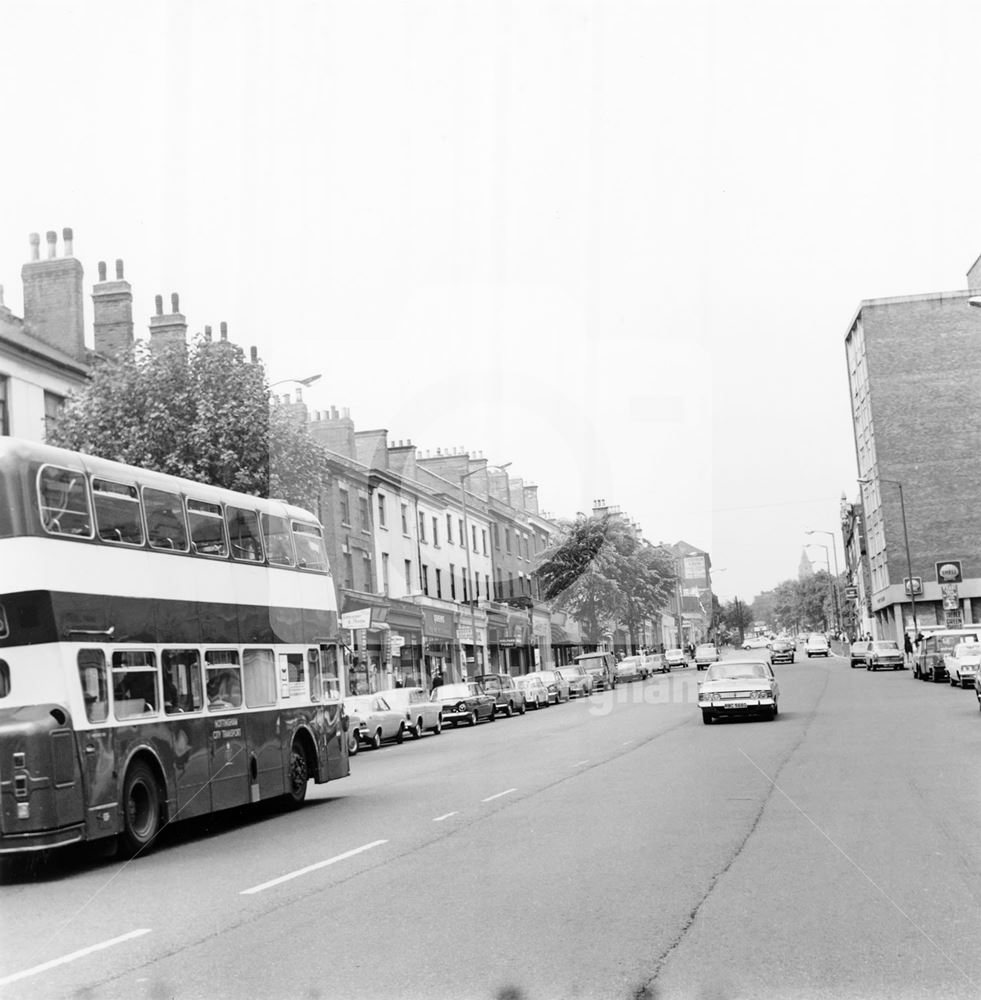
[[0, 928, 151, 987], [240, 840, 388, 895]]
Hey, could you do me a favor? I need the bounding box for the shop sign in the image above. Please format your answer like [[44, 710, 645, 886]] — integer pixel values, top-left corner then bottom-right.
[[498, 637, 518, 648], [341, 608, 372, 630], [844, 586, 859, 600], [422, 608, 455, 638], [390, 634, 405, 652], [946, 611, 963, 628], [903, 577, 922, 596], [457, 625, 486, 645], [941, 582, 960, 610], [936, 561, 963, 584]]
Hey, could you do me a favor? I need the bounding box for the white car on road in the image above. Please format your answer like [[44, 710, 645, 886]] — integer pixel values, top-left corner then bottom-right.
[[697, 659, 779, 725], [805, 634, 830, 657], [945, 642, 981, 688]]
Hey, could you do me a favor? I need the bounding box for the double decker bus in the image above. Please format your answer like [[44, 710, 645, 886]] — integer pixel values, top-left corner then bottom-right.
[[0, 438, 349, 859]]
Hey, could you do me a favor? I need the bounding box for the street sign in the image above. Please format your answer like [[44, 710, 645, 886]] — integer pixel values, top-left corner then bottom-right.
[[844, 586, 858, 600]]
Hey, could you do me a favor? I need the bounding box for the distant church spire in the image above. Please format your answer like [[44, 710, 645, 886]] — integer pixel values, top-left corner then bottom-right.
[[799, 548, 814, 580]]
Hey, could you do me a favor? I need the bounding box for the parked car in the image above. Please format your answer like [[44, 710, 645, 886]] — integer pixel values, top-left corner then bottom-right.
[[474, 673, 527, 717], [344, 695, 407, 752], [375, 686, 442, 738], [697, 660, 779, 725], [664, 648, 687, 670], [574, 651, 618, 691], [527, 669, 571, 704], [945, 642, 981, 688], [694, 643, 720, 670], [768, 639, 795, 664], [742, 636, 769, 650], [849, 640, 869, 669], [615, 656, 647, 682], [556, 665, 593, 697], [865, 640, 904, 671], [915, 629, 981, 682], [805, 634, 830, 658], [431, 682, 497, 726], [515, 674, 550, 709]]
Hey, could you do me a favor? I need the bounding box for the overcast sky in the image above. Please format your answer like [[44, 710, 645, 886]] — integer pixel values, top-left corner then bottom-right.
[[3, 1, 979, 602]]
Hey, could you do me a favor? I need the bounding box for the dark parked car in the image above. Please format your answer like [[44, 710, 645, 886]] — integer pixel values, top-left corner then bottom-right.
[[849, 640, 869, 669], [768, 639, 795, 664], [475, 673, 527, 717], [431, 682, 497, 726]]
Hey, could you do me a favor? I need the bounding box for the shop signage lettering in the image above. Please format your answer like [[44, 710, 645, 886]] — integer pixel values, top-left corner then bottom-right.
[[341, 609, 372, 630], [212, 718, 241, 739], [936, 561, 963, 584]]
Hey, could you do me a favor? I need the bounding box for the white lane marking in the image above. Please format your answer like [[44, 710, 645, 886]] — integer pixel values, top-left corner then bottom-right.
[[621, 740, 634, 745], [433, 812, 459, 822], [240, 840, 388, 895], [573, 759, 590, 766], [481, 788, 517, 803], [0, 928, 151, 987]]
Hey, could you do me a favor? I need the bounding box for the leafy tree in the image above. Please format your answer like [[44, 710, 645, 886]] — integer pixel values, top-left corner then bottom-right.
[[720, 597, 754, 642], [535, 514, 675, 646], [47, 339, 328, 512]]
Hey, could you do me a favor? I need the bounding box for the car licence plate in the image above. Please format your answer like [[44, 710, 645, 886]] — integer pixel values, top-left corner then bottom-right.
[[724, 702, 747, 709]]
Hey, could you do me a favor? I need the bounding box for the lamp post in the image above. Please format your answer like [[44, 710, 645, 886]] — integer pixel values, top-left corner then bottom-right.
[[805, 530, 842, 635], [804, 542, 836, 632], [269, 373, 322, 390], [460, 461, 511, 680], [857, 477, 918, 634]]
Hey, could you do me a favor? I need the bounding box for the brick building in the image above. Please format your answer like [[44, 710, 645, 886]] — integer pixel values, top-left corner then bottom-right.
[[843, 256, 981, 640]]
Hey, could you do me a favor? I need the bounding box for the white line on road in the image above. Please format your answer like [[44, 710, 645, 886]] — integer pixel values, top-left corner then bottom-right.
[[241, 840, 388, 895], [572, 759, 590, 766], [0, 928, 152, 987], [621, 740, 634, 745], [433, 812, 459, 822], [481, 788, 516, 803]]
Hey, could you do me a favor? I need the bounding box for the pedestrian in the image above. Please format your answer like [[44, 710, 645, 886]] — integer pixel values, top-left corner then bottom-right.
[[903, 632, 913, 665], [430, 668, 443, 695]]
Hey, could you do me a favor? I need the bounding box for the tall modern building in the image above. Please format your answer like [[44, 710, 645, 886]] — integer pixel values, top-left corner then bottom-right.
[[843, 254, 981, 639]]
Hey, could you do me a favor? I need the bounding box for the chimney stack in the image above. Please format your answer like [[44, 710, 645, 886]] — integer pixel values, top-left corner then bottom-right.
[[22, 227, 86, 359], [93, 255, 134, 358], [148, 291, 188, 353]]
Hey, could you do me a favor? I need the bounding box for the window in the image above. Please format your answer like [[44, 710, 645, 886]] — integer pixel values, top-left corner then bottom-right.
[[145, 488, 189, 551], [38, 465, 92, 537], [446, 514, 453, 544], [162, 649, 203, 714], [472, 524, 478, 552], [474, 573, 480, 599], [310, 647, 335, 702], [0, 375, 8, 435], [292, 521, 328, 572], [485, 574, 491, 600], [462, 570, 468, 603], [418, 511, 427, 542], [432, 516, 439, 546], [187, 498, 228, 557], [343, 552, 354, 588], [339, 489, 351, 525], [450, 564, 456, 599], [382, 553, 390, 596], [505, 529, 512, 554], [277, 651, 307, 701], [226, 506, 264, 562], [421, 564, 429, 596], [377, 494, 387, 528], [43, 390, 65, 439], [401, 504, 409, 534], [241, 649, 276, 706], [493, 523, 500, 549], [404, 559, 412, 591], [362, 552, 373, 592], [112, 650, 159, 718], [205, 650, 242, 710], [77, 649, 108, 723], [482, 529, 488, 555], [261, 512, 294, 565], [435, 568, 442, 599], [359, 495, 370, 531], [459, 519, 464, 545], [508, 572, 514, 597], [92, 479, 144, 546]]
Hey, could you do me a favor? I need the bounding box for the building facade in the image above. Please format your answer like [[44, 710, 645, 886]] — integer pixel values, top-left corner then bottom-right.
[[844, 256, 981, 640]]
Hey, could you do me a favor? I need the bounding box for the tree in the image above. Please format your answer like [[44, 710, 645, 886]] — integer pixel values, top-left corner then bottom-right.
[[536, 514, 675, 647], [720, 597, 754, 643], [47, 339, 329, 512]]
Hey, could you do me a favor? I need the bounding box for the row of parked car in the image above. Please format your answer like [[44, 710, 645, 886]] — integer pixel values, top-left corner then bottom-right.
[[343, 650, 660, 753]]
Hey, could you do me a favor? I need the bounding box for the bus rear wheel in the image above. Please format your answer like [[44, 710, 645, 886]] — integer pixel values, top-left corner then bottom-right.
[[284, 742, 309, 808], [120, 760, 162, 857]]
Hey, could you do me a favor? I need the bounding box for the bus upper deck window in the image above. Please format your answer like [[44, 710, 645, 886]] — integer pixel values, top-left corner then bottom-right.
[[93, 479, 144, 546], [226, 506, 264, 562], [145, 488, 189, 552], [0, 603, 7, 640], [261, 513, 294, 566], [292, 522, 328, 572], [187, 499, 228, 558], [38, 465, 92, 537]]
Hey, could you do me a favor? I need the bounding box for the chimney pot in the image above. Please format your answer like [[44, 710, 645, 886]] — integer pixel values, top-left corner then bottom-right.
[[62, 227, 74, 256], [155, 294, 163, 316], [342, 407, 350, 419], [171, 292, 179, 314], [250, 346, 258, 362], [46, 231, 57, 259], [98, 261, 107, 282], [29, 232, 40, 261], [204, 324, 212, 339], [220, 321, 228, 340], [115, 259, 124, 279]]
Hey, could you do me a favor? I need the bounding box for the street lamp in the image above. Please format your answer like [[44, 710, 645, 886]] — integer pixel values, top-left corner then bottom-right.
[[269, 373, 322, 390], [804, 542, 837, 633], [857, 477, 918, 633], [805, 529, 842, 634], [460, 461, 511, 680]]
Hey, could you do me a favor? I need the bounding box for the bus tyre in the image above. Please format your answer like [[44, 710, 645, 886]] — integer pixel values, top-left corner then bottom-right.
[[120, 760, 162, 857], [284, 742, 309, 808]]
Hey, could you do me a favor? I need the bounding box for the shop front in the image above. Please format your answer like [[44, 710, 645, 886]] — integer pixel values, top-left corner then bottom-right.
[[340, 599, 390, 696], [421, 606, 458, 687], [387, 599, 425, 689], [457, 614, 488, 679]]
